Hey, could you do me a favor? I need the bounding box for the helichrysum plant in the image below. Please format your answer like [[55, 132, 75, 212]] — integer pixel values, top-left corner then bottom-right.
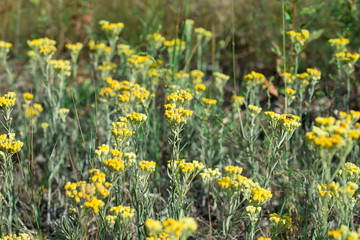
[[202, 165, 272, 238], [0, 92, 24, 234], [145, 217, 197, 240]]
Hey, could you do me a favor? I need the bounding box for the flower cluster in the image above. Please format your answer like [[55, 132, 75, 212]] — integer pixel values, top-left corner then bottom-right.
[[224, 166, 243, 178], [88, 41, 108, 56], [287, 29, 310, 46], [127, 54, 152, 70], [285, 88, 296, 101], [231, 95, 245, 108], [0, 133, 23, 156], [95, 144, 110, 160], [305, 111, 360, 158], [0, 41, 12, 58], [194, 27, 212, 41], [98, 61, 117, 72], [27, 37, 57, 60], [202, 98, 217, 106], [0, 92, 16, 114], [243, 71, 266, 86], [167, 90, 193, 106], [190, 70, 204, 85], [334, 52, 360, 67], [248, 105, 262, 117], [124, 112, 148, 130], [146, 33, 166, 50], [338, 162, 360, 182], [106, 205, 135, 227], [99, 20, 124, 38], [139, 160, 156, 175], [317, 181, 358, 199], [49, 59, 71, 77], [105, 157, 125, 172], [0, 233, 31, 240], [269, 213, 292, 229], [24, 103, 43, 119], [329, 38, 350, 53], [164, 104, 193, 129], [264, 112, 301, 143], [213, 72, 230, 89], [246, 205, 262, 222], [200, 168, 221, 184], [23, 92, 34, 104], [65, 170, 111, 213], [117, 43, 135, 57], [145, 217, 197, 240], [65, 42, 83, 60], [111, 121, 133, 147], [215, 166, 272, 206], [306, 68, 321, 82], [165, 90, 193, 129], [178, 160, 204, 175], [101, 78, 154, 108], [164, 38, 186, 53], [328, 225, 360, 240], [195, 83, 206, 95]]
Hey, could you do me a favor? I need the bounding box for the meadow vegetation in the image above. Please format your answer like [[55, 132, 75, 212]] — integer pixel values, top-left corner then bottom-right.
[[0, 0, 360, 239]]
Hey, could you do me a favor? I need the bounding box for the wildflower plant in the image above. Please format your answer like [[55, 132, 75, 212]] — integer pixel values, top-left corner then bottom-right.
[[261, 112, 301, 186], [99, 20, 124, 57], [269, 213, 292, 238], [202, 165, 272, 238], [243, 71, 266, 105], [0, 41, 14, 85], [0, 93, 23, 234], [164, 90, 202, 219], [330, 38, 360, 110]]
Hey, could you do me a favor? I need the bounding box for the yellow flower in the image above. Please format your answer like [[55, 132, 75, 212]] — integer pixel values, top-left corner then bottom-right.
[[98, 61, 117, 71], [224, 166, 243, 178], [195, 84, 206, 91], [105, 157, 125, 172], [41, 122, 49, 129], [127, 54, 152, 69], [257, 237, 271, 240], [145, 219, 163, 233], [23, 93, 34, 103], [111, 121, 133, 145], [139, 161, 156, 174], [0, 41, 13, 57], [270, 213, 292, 229], [243, 71, 266, 86], [0, 233, 31, 240], [99, 20, 124, 37], [167, 90, 193, 106], [0, 92, 16, 112], [248, 105, 262, 116], [146, 33, 166, 49], [0, 134, 23, 155], [306, 68, 321, 81], [285, 88, 296, 96], [165, 108, 193, 127], [287, 29, 310, 46], [84, 196, 104, 213], [202, 98, 217, 106], [200, 168, 221, 184]]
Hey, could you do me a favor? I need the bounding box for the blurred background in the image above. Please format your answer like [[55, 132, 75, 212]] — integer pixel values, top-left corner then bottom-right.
[[0, 0, 359, 80]]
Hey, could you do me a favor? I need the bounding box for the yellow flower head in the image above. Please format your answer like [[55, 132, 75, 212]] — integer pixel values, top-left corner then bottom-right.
[[202, 98, 217, 106], [243, 71, 266, 86]]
